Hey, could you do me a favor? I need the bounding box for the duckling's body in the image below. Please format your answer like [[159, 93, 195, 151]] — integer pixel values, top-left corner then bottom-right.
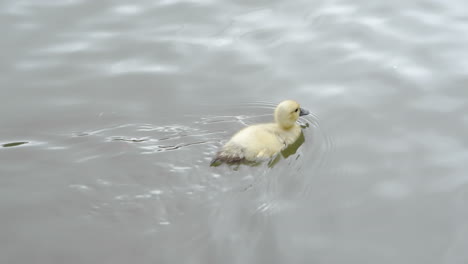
[[211, 100, 309, 165]]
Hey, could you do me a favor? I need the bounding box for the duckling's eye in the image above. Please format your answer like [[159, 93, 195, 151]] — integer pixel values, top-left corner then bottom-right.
[[294, 108, 299, 112]]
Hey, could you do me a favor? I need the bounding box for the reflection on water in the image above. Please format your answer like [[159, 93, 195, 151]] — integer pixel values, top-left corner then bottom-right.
[[1, 0, 468, 263]]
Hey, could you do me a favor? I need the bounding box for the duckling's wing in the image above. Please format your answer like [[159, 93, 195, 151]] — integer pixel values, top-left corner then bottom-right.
[[210, 142, 246, 165], [229, 124, 284, 160]]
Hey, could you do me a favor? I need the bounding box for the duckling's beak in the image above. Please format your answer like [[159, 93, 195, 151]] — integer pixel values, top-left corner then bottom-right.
[[299, 108, 310, 116]]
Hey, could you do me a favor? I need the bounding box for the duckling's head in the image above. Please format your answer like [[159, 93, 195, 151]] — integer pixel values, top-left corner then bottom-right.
[[274, 100, 309, 129]]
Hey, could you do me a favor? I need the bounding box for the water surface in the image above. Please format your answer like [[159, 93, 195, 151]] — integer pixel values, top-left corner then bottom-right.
[[1, 0, 468, 263]]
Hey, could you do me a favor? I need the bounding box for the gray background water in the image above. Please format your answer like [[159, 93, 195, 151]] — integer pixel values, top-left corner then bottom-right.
[[2, 0, 468, 263]]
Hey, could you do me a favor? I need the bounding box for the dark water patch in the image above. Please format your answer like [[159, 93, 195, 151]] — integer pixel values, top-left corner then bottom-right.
[[1, 141, 29, 148]]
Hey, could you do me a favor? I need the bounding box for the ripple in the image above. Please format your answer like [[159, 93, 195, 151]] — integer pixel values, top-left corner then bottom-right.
[[112, 5, 144, 15], [140, 141, 212, 154], [282, 112, 336, 200], [73, 123, 219, 156], [110, 137, 150, 143], [69, 184, 92, 192], [157, 0, 214, 6], [38, 42, 93, 54], [73, 124, 136, 137], [15, 59, 62, 71], [105, 59, 180, 75], [150, 189, 163, 195], [75, 155, 101, 163]]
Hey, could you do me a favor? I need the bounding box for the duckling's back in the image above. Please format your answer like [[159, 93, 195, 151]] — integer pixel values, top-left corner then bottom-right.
[[211, 123, 294, 164]]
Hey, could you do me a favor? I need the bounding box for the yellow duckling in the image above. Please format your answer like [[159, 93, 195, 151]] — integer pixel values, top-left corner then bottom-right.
[[211, 100, 309, 165]]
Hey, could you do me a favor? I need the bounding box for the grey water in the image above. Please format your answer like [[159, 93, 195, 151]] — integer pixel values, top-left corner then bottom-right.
[[1, 0, 468, 263]]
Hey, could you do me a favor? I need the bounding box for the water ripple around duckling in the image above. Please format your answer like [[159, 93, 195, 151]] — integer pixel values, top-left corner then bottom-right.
[[66, 102, 333, 238], [204, 102, 334, 221]]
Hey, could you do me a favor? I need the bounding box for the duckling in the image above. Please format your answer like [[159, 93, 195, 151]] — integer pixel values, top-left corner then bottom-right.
[[211, 100, 309, 165]]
